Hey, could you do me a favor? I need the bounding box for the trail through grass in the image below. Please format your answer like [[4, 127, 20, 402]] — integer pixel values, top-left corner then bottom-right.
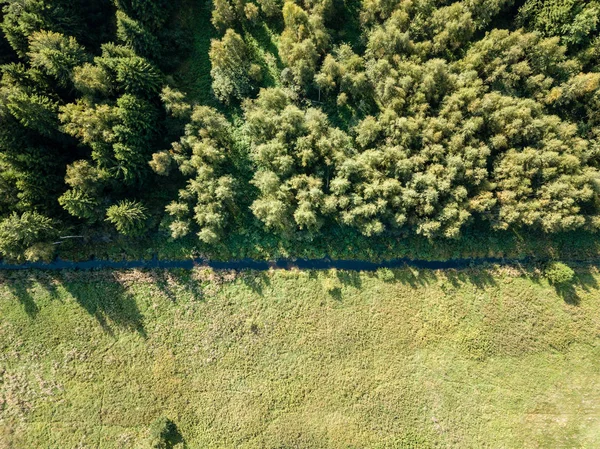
[[1, 266, 600, 447]]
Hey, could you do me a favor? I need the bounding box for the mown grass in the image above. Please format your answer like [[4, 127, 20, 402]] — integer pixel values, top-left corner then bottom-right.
[[1, 266, 600, 448]]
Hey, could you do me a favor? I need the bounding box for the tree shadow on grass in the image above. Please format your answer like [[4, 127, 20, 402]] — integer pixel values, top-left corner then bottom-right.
[[552, 266, 599, 306], [327, 286, 343, 301], [6, 279, 40, 317], [1, 271, 146, 336], [382, 266, 440, 288], [151, 417, 186, 449], [519, 263, 599, 306], [240, 270, 271, 296], [167, 423, 185, 448], [61, 276, 147, 338], [147, 269, 204, 303], [361, 264, 500, 292], [1, 272, 61, 318], [244, 22, 284, 88], [445, 268, 498, 290], [335, 270, 363, 289], [554, 283, 580, 305]]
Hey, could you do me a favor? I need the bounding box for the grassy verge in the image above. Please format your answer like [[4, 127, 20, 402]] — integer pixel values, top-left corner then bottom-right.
[[1, 265, 600, 447], [56, 226, 600, 263]]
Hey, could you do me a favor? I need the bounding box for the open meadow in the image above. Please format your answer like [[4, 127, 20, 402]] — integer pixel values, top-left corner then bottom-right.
[[1, 266, 600, 448]]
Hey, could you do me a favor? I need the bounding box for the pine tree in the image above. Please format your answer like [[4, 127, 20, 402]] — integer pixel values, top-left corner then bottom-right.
[[105, 199, 148, 236], [27, 30, 87, 87], [0, 211, 57, 262]]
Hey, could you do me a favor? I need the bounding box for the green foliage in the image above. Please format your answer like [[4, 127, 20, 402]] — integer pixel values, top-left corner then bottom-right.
[[105, 199, 148, 236], [244, 88, 353, 233], [212, 0, 237, 32], [157, 105, 238, 243], [4, 88, 58, 136], [2, 0, 600, 261], [315, 44, 374, 113], [116, 10, 160, 61], [148, 417, 179, 449], [114, 0, 172, 31], [210, 29, 254, 103], [280, 1, 330, 87], [0, 63, 67, 211], [0, 211, 56, 261], [1, 0, 114, 57], [60, 92, 159, 185], [376, 267, 394, 281], [518, 0, 600, 69], [27, 30, 87, 86], [519, 0, 600, 47], [321, 274, 342, 293], [160, 86, 192, 119], [545, 261, 576, 285], [59, 189, 101, 221]]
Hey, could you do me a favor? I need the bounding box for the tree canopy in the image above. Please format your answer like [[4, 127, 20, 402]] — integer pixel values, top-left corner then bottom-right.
[[1, 0, 600, 261]]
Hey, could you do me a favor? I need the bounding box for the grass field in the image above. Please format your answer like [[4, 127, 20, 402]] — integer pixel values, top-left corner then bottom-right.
[[1, 266, 600, 448]]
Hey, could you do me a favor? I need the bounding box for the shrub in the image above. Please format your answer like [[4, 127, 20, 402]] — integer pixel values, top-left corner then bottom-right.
[[545, 262, 575, 285], [376, 267, 395, 282], [322, 275, 341, 293]]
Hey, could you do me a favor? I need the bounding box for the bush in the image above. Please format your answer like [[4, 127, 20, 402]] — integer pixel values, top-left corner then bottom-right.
[[376, 267, 395, 282], [545, 262, 575, 285], [322, 272, 342, 293]]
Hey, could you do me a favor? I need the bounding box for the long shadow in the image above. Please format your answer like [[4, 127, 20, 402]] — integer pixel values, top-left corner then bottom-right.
[[240, 270, 271, 296], [174, 0, 218, 106], [158, 418, 186, 449], [6, 281, 40, 317], [445, 268, 498, 290], [245, 22, 283, 66], [1, 272, 61, 318], [385, 265, 440, 288], [168, 422, 185, 448], [335, 270, 363, 289], [60, 275, 147, 338], [555, 283, 580, 305], [331, 0, 365, 52], [147, 269, 204, 302], [553, 266, 600, 305]]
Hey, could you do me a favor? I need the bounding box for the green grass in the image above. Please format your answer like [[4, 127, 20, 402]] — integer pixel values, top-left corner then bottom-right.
[[173, 0, 219, 106], [2, 266, 600, 448]]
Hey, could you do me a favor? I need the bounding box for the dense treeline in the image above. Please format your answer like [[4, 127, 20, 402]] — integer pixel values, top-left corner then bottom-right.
[[0, 0, 599, 261]]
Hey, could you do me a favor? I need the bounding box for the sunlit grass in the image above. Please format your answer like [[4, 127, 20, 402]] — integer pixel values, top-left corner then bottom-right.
[[1, 266, 600, 447]]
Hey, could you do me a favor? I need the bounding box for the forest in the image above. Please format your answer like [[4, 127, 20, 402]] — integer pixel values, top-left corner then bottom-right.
[[1, 0, 600, 262]]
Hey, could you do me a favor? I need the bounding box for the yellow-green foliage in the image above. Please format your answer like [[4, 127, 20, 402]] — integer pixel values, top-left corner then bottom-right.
[[1, 266, 600, 447], [545, 261, 576, 285]]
